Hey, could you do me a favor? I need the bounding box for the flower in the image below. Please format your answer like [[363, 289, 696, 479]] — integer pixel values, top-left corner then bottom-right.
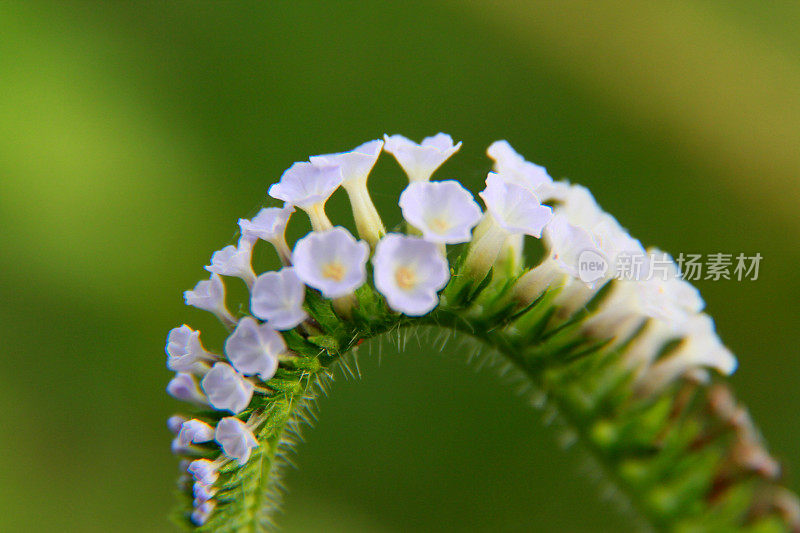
[[205, 239, 257, 288], [238, 204, 295, 264], [383, 133, 461, 183], [167, 415, 188, 434], [373, 234, 450, 315], [167, 373, 208, 405], [178, 419, 216, 446], [188, 459, 218, 486], [224, 316, 284, 380], [310, 140, 386, 245], [200, 362, 254, 414], [251, 267, 308, 330], [215, 417, 259, 465], [487, 140, 559, 200], [191, 500, 215, 526], [184, 274, 236, 327], [193, 482, 216, 503], [636, 249, 704, 325], [479, 172, 553, 237], [292, 227, 369, 298], [166, 325, 213, 373], [398, 180, 483, 244], [543, 213, 603, 282], [268, 161, 343, 231]]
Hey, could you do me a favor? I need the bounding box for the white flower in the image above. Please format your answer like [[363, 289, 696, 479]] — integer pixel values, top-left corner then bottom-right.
[[251, 268, 308, 330], [561, 184, 605, 228], [166, 325, 213, 373], [224, 317, 284, 380], [636, 250, 704, 324], [268, 161, 343, 231], [178, 419, 216, 446], [184, 274, 236, 327], [193, 482, 215, 503], [292, 227, 369, 298], [310, 140, 386, 245], [310, 139, 383, 189], [238, 204, 295, 264], [215, 417, 259, 465], [383, 133, 461, 183], [398, 180, 483, 244], [188, 459, 218, 485], [479, 172, 553, 237], [543, 213, 603, 282], [167, 373, 207, 405], [167, 415, 188, 434], [373, 234, 450, 316], [191, 501, 215, 527], [205, 239, 257, 288], [487, 140, 559, 200], [200, 362, 254, 414]]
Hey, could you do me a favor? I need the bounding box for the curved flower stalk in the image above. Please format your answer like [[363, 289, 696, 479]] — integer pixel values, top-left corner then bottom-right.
[[166, 135, 800, 532]]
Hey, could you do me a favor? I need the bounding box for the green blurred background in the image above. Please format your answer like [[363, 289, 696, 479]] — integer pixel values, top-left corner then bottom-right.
[[1, 1, 798, 531]]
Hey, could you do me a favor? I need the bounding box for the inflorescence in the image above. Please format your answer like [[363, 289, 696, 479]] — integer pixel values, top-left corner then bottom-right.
[[166, 134, 764, 529]]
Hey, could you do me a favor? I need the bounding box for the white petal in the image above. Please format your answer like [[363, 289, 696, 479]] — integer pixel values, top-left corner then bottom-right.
[[487, 140, 555, 199], [215, 417, 259, 465], [292, 227, 369, 298], [373, 234, 450, 316], [224, 317, 283, 380], [399, 180, 483, 244], [268, 161, 343, 208], [309, 139, 383, 187], [166, 325, 211, 373], [383, 133, 461, 182], [251, 267, 308, 330], [178, 419, 216, 446], [479, 173, 553, 237], [200, 362, 254, 414], [167, 373, 207, 405], [188, 459, 218, 485], [238, 204, 294, 242], [184, 274, 234, 324]]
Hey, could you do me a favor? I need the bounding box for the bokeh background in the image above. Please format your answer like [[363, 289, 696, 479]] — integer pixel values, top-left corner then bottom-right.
[[1, 1, 798, 531]]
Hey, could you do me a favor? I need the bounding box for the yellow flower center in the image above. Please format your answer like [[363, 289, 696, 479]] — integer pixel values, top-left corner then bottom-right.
[[395, 266, 417, 290], [322, 261, 346, 282], [429, 217, 451, 234]]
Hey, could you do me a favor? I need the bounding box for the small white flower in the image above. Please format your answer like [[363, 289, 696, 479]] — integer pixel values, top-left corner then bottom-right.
[[200, 362, 254, 414], [205, 239, 257, 288], [543, 213, 603, 282], [184, 274, 236, 327], [193, 482, 215, 503], [383, 133, 461, 183], [636, 250, 704, 324], [309, 139, 383, 189], [166, 325, 213, 373], [487, 140, 559, 200], [167, 415, 188, 434], [215, 417, 259, 465], [178, 419, 216, 446], [238, 204, 295, 264], [310, 140, 386, 245], [292, 227, 369, 298], [479, 172, 553, 237], [561, 184, 605, 228], [268, 161, 343, 231], [398, 180, 483, 244], [188, 459, 218, 485], [373, 234, 450, 316], [251, 268, 308, 330], [224, 317, 284, 380], [191, 500, 215, 526], [167, 373, 208, 405]]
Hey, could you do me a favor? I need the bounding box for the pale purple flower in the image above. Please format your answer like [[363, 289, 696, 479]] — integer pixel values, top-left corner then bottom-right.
[[292, 227, 369, 298], [479, 172, 553, 238], [201, 362, 254, 414], [251, 268, 308, 330], [184, 274, 236, 327], [167, 373, 207, 405], [167, 415, 188, 434], [205, 239, 257, 288], [383, 133, 461, 183], [178, 419, 216, 447], [399, 180, 482, 244], [188, 459, 218, 485], [191, 500, 215, 526], [268, 161, 343, 231], [224, 317, 284, 380], [373, 234, 450, 316], [166, 325, 213, 373], [215, 417, 259, 465], [238, 205, 294, 264]]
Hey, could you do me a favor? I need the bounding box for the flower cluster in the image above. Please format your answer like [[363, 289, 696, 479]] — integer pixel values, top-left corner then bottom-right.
[[166, 133, 738, 526]]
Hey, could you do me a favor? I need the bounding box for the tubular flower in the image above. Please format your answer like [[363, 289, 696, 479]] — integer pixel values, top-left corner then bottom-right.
[[383, 133, 461, 183], [166, 134, 797, 532]]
